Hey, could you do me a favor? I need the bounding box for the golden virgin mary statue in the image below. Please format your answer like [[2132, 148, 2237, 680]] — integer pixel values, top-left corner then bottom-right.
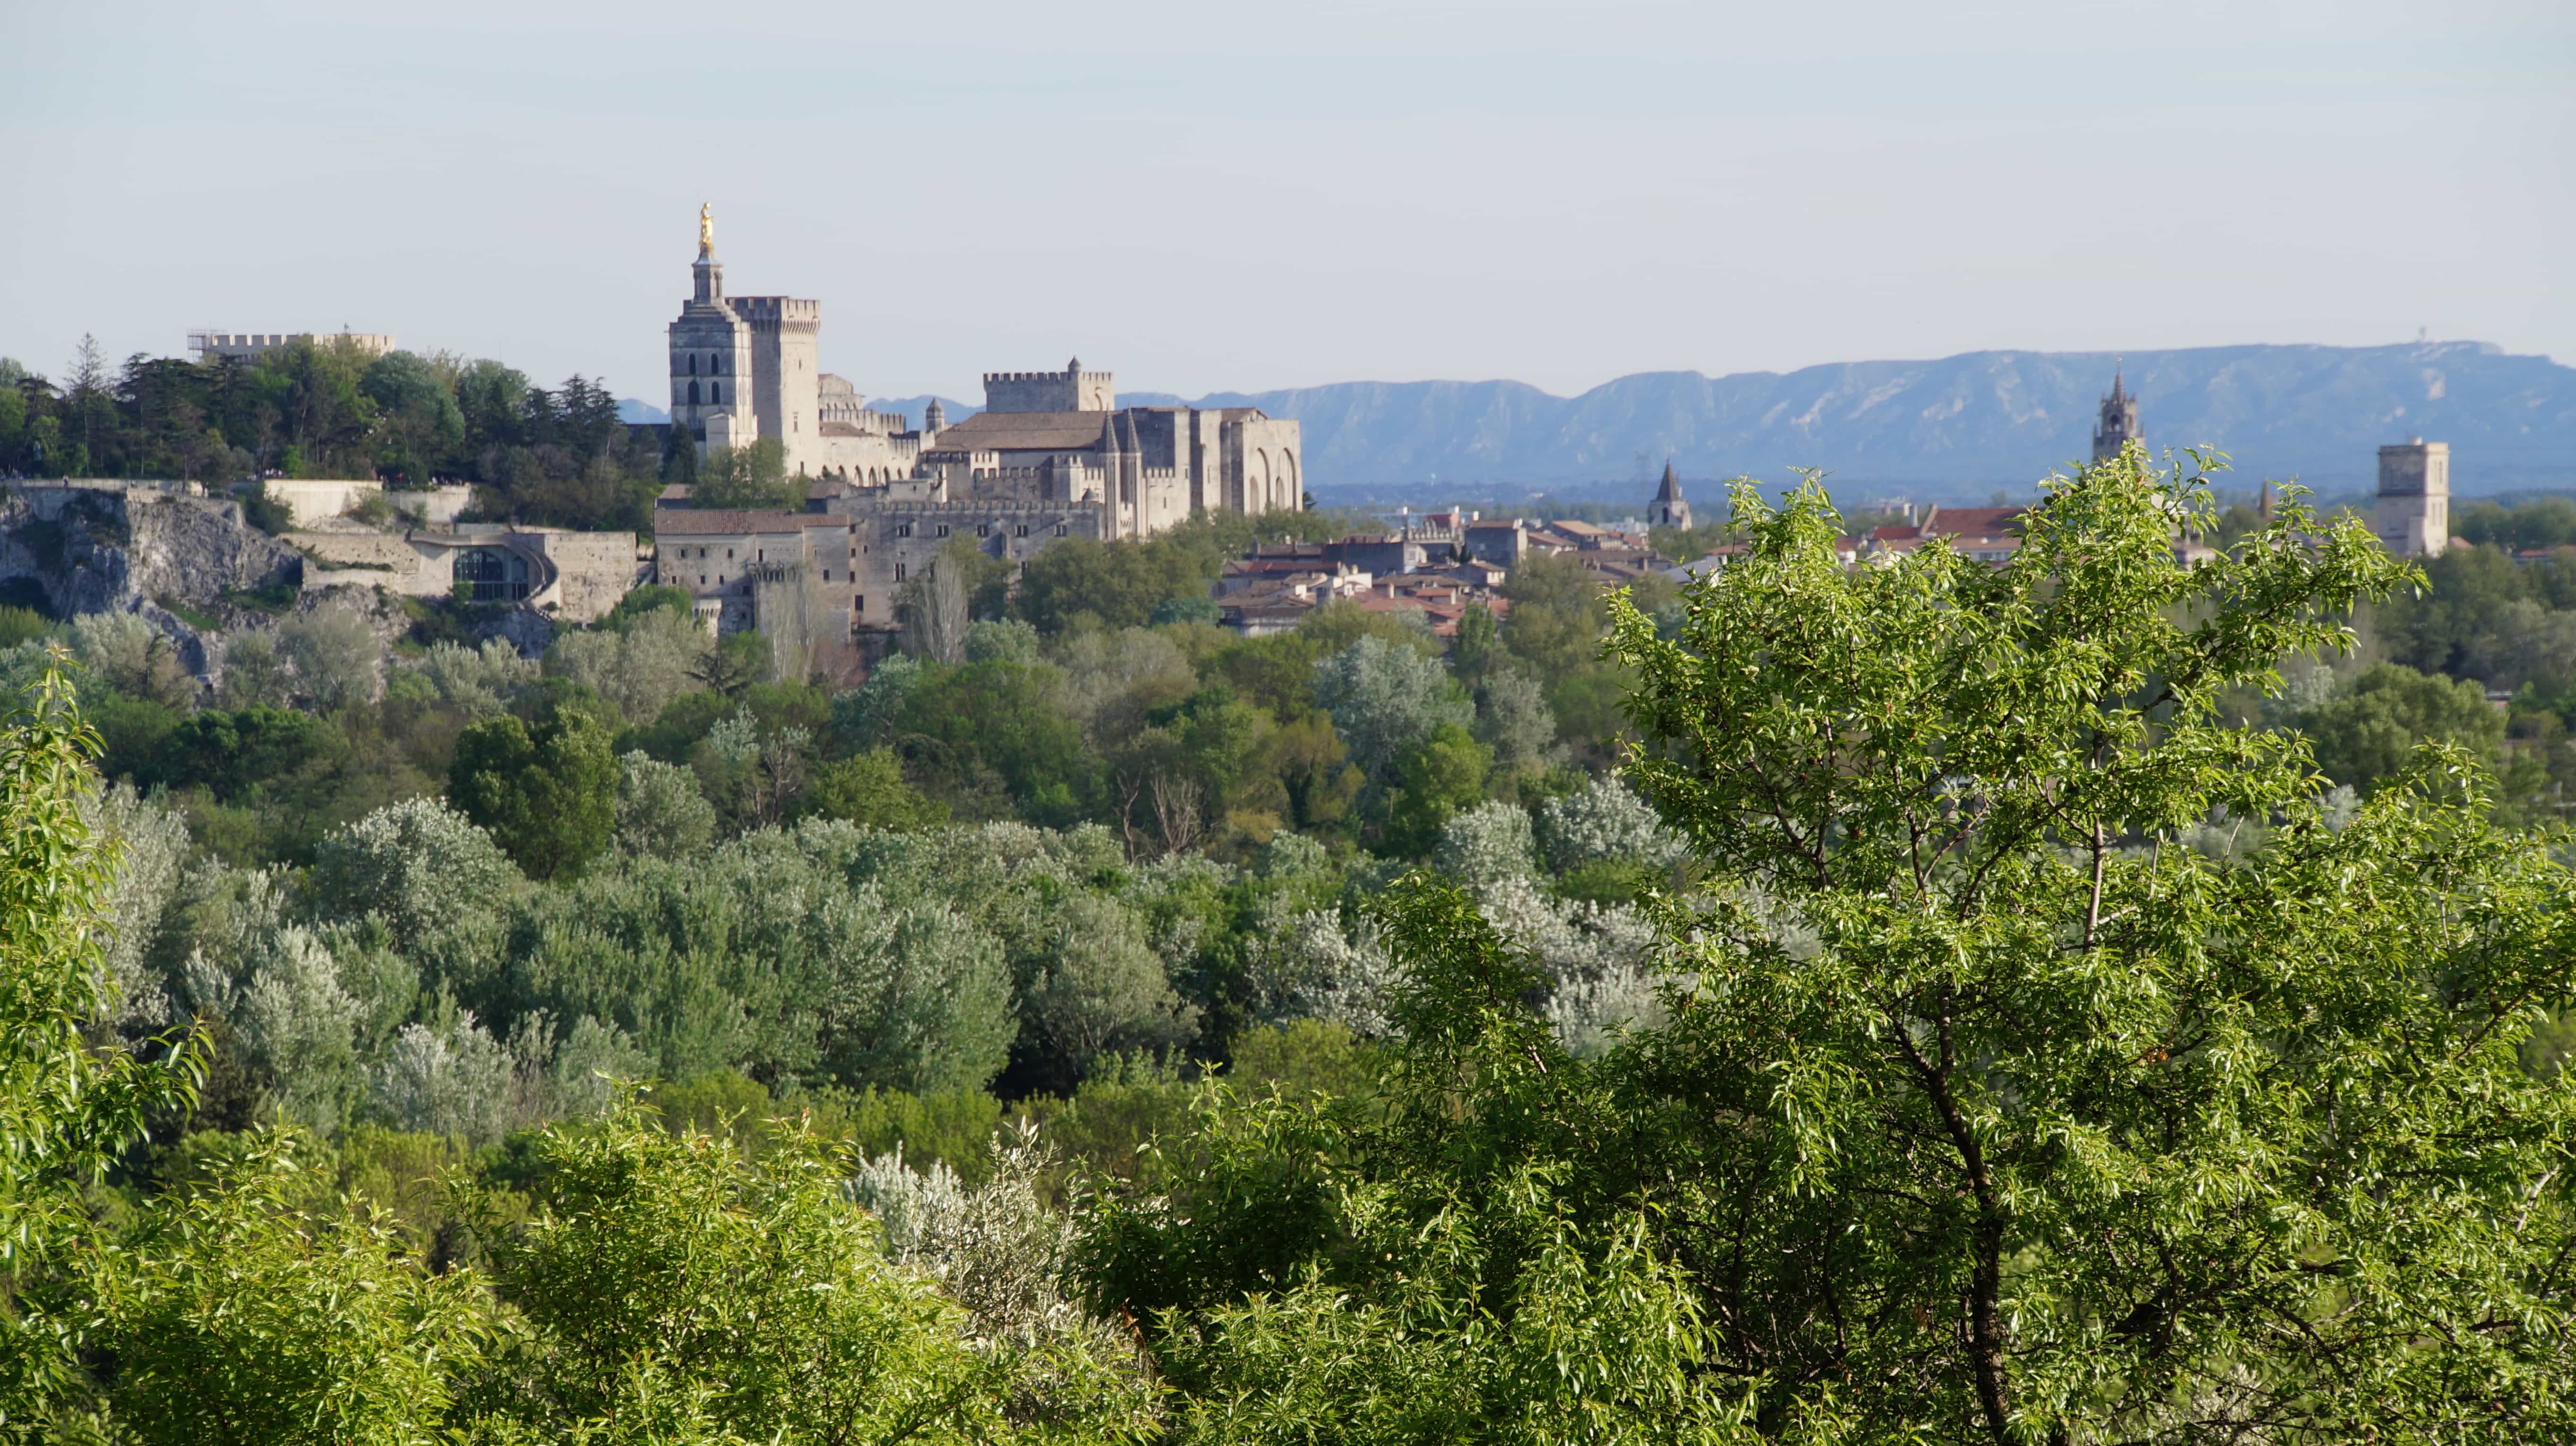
[[698, 203, 714, 257]]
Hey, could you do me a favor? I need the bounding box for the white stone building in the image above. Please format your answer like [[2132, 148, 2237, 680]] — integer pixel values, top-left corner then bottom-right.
[[658, 209, 1304, 653], [2375, 439, 2451, 558]]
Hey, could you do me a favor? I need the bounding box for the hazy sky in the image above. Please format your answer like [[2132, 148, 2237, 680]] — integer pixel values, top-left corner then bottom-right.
[[4, 0, 2569, 404]]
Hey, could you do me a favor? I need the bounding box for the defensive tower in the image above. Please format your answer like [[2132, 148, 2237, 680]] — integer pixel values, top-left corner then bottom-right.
[[2375, 438, 2451, 558]]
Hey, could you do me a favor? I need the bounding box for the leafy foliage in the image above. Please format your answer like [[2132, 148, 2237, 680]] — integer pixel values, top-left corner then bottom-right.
[[0, 661, 200, 1414], [1603, 454, 2576, 1439], [67, 1130, 486, 1443], [450, 709, 618, 880]]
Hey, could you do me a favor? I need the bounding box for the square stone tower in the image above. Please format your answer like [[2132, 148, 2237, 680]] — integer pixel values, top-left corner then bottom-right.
[[669, 208, 759, 451], [983, 358, 1115, 414], [2375, 439, 2450, 558]]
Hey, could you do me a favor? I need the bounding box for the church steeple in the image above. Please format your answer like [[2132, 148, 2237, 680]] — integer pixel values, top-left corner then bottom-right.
[[2091, 367, 2142, 464], [692, 201, 723, 304], [1648, 459, 1691, 530]]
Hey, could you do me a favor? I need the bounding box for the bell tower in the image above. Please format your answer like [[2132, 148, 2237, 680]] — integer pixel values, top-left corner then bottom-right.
[[669, 203, 756, 450], [2091, 370, 2142, 463], [1648, 460, 1691, 530], [692, 201, 723, 304]]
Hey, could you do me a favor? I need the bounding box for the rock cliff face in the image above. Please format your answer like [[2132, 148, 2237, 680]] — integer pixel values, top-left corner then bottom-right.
[[1, 484, 303, 614], [0, 482, 305, 675]]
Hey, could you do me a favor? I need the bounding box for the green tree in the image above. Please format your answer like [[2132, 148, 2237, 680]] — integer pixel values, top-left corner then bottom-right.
[[1076, 877, 1743, 1445], [0, 662, 200, 1412], [1293, 597, 1440, 660], [475, 1102, 1094, 1442], [276, 604, 382, 711], [1377, 722, 1490, 858], [1599, 461, 2576, 1438], [803, 748, 947, 831], [252, 338, 380, 476], [308, 795, 521, 938], [614, 748, 718, 857], [893, 659, 1100, 826], [692, 436, 797, 509], [145, 705, 326, 799], [1012, 534, 1218, 634], [1087, 454, 2576, 1443], [68, 1131, 488, 1444], [452, 357, 531, 455], [69, 611, 196, 710], [359, 349, 465, 483], [2298, 660, 2506, 791], [1024, 894, 1196, 1089], [2377, 542, 2530, 679], [448, 709, 617, 880], [1496, 550, 1606, 678], [1311, 636, 1472, 784]]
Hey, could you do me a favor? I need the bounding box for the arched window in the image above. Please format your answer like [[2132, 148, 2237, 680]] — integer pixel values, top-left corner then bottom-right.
[[688, 354, 698, 375], [709, 383, 721, 404], [688, 380, 701, 405]]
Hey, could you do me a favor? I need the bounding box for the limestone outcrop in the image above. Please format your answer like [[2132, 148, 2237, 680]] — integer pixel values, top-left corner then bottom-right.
[[1, 484, 303, 617], [0, 482, 306, 676]]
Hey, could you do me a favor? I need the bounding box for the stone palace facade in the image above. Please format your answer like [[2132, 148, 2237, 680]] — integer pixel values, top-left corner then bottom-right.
[[659, 207, 1302, 652]]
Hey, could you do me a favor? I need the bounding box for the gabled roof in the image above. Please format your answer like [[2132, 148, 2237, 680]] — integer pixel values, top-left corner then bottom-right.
[[1924, 505, 2024, 540]]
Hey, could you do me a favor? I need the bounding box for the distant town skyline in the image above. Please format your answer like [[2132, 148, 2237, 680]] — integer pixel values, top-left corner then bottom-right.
[[3, 0, 2568, 403]]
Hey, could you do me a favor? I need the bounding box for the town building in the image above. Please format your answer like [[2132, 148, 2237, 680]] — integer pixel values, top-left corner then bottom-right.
[[2375, 439, 2451, 558], [187, 330, 397, 364], [1648, 461, 1691, 530], [658, 207, 1304, 650], [295, 523, 641, 623], [2092, 372, 2143, 462]]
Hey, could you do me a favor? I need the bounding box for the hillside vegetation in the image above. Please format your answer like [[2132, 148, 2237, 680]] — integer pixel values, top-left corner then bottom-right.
[[6, 449, 2576, 1441]]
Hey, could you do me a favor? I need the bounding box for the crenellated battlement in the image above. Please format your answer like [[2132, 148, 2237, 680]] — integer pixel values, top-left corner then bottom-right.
[[666, 218, 1298, 563], [981, 359, 1115, 414], [863, 498, 1093, 514], [729, 296, 821, 324], [981, 369, 1113, 385]]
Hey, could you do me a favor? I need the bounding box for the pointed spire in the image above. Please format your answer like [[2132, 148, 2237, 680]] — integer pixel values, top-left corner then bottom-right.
[[1118, 410, 1141, 456], [1656, 460, 1683, 502]]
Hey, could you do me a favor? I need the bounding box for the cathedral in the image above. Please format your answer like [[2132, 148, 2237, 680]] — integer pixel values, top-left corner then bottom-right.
[[665, 206, 1301, 536], [658, 207, 1304, 656], [2091, 371, 2142, 462]]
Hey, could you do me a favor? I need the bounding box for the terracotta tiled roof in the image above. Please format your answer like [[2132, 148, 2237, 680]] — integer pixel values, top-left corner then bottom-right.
[[1925, 506, 2024, 539]]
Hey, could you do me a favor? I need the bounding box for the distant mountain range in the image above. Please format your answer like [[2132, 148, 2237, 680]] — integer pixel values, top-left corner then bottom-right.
[[626, 342, 2576, 505], [1131, 342, 2576, 504]]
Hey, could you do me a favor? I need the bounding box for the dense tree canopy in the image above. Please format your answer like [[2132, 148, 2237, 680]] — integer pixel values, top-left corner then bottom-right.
[[1076, 452, 2576, 1443], [19, 417, 2576, 1439], [0, 340, 662, 531]]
